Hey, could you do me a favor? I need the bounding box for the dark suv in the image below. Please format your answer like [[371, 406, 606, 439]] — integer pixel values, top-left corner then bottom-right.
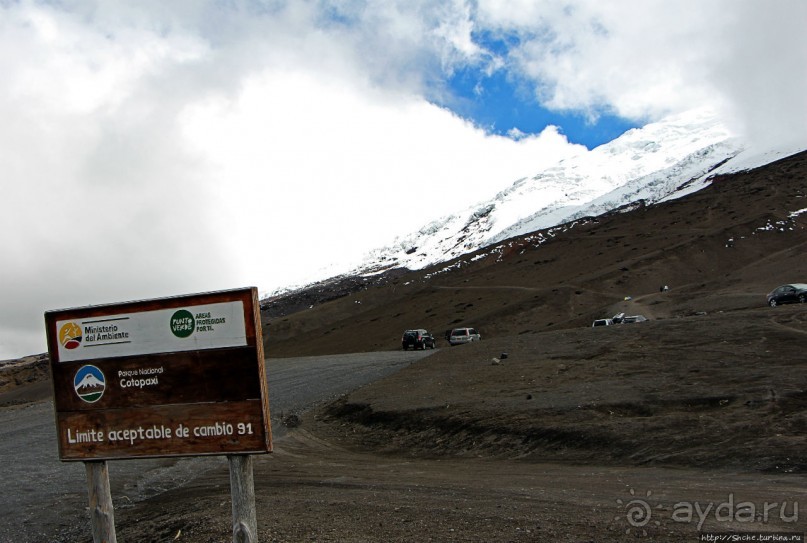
[[402, 329, 436, 350]]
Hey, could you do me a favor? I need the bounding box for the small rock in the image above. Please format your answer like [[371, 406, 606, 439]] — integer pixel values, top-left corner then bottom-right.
[[282, 413, 302, 428]]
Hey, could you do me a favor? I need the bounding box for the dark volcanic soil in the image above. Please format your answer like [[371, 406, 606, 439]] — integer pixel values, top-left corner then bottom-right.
[[4, 151, 807, 542], [320, 306, 807, 474]]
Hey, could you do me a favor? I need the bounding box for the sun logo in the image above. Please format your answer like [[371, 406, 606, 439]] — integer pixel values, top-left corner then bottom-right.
[[59, 322, 83, 350], [615, 488, 662, 536]]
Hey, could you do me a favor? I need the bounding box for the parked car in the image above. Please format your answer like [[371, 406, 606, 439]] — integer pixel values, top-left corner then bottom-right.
[[402, 329, 436, 350], [766, 284, 807, 307], [621, 315, 648, 324], [603, 313, 646, 325], [592, 318, 614, 327], [448, 327, 481, 345]]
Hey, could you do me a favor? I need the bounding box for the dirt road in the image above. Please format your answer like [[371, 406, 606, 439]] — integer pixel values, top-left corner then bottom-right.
[[96, 420, 807, 543]]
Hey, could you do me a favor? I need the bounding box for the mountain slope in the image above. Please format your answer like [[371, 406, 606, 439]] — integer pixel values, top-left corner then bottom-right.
[[262, 149, 807, 357]]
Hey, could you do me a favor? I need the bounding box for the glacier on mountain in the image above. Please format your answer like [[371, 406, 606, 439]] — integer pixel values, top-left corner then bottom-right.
[[351, 108, 805, 276]]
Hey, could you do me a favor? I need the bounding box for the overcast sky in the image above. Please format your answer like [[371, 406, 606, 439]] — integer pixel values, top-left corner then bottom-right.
[[2, 0, 806, 360]]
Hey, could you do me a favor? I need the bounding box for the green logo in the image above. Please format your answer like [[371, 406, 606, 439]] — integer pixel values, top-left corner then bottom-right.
[[170, 309, 195, 338]]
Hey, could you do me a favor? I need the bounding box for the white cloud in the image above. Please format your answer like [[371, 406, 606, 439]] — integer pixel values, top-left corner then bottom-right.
[[1, 0, 806, 359], [0, 4, 231, 359], [711, 0, 807, 148], [178, 67, 581, 288], [475, 0, 807, 145], [0, 1, 579, 359]]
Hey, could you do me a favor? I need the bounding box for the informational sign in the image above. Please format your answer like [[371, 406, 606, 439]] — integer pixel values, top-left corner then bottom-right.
[[45, 287, 272, 461]]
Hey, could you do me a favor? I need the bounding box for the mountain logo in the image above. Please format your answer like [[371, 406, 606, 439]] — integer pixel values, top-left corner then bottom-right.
[[59, 322, 83, 350], [170, 309, 195, 338], [73, 365, 106, 403]]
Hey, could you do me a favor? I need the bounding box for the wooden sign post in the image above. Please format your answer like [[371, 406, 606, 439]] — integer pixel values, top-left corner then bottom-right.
[[45, 287, 272, 543]]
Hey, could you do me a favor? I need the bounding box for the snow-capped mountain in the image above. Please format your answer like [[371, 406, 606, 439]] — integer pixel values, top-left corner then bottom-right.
[[350, 108, 803, 276], [76, 373, 104, 391]]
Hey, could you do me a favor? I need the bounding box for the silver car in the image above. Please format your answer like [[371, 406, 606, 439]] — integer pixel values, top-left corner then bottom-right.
[[591, 318, 614, 327], [449, 327, 481, 345]]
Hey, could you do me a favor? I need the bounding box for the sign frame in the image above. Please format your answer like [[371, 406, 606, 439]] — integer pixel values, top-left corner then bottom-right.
[[45, 287, 272, 462]]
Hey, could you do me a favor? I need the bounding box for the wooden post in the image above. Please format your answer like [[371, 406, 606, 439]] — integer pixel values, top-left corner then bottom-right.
[[85, 460, 117, 543], [228, 454, 257, 543]]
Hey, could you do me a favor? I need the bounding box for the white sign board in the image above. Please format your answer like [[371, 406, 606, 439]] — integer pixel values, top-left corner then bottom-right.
[[55, 301, 246, 362]]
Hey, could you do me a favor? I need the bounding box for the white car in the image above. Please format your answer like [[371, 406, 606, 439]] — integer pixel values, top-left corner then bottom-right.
[[591, 318, 614, 327], [449, 327, 481, 345]]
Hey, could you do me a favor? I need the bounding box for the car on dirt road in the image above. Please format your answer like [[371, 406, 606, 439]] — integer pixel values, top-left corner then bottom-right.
[[402, 329, 436, 350], [766, 283, 807, 307], [448, 327, 481, 345], [591, 318, 614, 327], [621, 315, 648, 324]]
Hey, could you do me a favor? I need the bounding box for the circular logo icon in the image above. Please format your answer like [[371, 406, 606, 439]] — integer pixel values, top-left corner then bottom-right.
[[74, 365, 106, 403], [170, 309, 195, 338], [59, 322, 83, 350], [615, 489, 661, 533]]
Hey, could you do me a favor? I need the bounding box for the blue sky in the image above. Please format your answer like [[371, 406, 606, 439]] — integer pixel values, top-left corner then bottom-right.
[[436, 25, 640, 149], [442, 65, 639, 148], [1, 0, 806, 359]]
